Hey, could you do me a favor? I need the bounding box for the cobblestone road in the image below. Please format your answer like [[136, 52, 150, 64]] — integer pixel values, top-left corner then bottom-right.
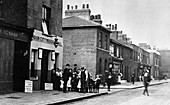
[[66, 83, 170, 105]]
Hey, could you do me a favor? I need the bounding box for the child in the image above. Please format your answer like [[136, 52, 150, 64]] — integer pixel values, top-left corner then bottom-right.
[[60, 79, 64, 91], [67, 77, 72, 91], [94, 75, 101, 93], [89, 76, 94, 93]]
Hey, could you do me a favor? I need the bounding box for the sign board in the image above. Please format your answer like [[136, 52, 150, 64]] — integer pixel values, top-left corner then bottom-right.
[[45, 83, 53, 90], [25, 80, 33, 93]]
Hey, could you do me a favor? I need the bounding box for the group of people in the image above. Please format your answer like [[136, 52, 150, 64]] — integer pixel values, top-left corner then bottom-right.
[[51, 64, 101, 93]]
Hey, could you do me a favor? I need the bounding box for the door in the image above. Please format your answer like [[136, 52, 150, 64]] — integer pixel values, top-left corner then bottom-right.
[[13, 41, 29, 91], [40, 49, 49, 90]]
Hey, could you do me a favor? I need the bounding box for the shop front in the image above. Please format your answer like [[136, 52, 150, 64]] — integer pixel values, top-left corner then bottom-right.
[[30, 30, 63, 90], [0, 21, 33, 92]]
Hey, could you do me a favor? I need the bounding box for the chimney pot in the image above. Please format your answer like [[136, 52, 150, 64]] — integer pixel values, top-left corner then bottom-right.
[[95, 15, 98, 19], [112, 25, 114, 30], [75, 5, 78, 9], [98, 14, 101, 19], [67, 5, 70, 10], [71, 6, 74, 10], [86, 4, 89, 9], [115, 24, 117, 30], [83, 4, 85, 9], [90, 15, 94, 20]]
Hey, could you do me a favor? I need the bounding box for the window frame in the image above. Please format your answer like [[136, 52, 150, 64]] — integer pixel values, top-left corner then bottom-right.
[[42, 5, 51, 35]]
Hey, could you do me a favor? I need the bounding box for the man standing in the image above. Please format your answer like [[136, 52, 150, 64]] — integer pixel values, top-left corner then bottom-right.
[[80, 67, 88, 93], [62, 64, 70, 93], [143, 67, 151, 96], [72, 64, 78, 91]]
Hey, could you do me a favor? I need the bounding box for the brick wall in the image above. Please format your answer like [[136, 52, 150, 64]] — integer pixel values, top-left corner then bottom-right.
[[63, 28, 97, 78], [3, 0, 27, 27], [27, 0, 62, 37]]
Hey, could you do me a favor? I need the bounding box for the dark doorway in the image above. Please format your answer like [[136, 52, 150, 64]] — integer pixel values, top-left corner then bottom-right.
[[40, 49, 49, 90], [13, 41, 29, 92]]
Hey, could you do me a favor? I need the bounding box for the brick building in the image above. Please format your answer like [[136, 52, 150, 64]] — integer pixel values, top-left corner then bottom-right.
[[28, 0, 63, 90], [0, 0, 63, 92], [108, 24, 133, 82], [0, 0, 33, 92], [158, 50, 170, 78], [62, 5, 110, 80], [132, 44, 150, 81], [139, 43, 161, 80]]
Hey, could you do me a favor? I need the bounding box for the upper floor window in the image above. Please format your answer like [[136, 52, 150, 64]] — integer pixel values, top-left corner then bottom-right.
[[0, 0, 3, 18], [109, 44, 114, 56], [116, 46, 119, 57], [42, 5, 51, 35], [105, 34, 107, 50], [130, 50, 132, 60], [98, 32, 102, 48]]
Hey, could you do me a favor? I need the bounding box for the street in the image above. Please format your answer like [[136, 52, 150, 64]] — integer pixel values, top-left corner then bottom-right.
[[66, 82, 170, 105]]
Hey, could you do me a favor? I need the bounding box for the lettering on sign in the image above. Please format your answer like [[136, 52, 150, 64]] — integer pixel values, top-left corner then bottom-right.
[[25, 80, 33, 93], [33, 36, 62, 47]]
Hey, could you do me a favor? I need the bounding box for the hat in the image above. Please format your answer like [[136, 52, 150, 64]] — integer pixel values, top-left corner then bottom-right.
[[74, 64, 77, 66], [81, 67, 84, 70], [66, 64, 70, 66]]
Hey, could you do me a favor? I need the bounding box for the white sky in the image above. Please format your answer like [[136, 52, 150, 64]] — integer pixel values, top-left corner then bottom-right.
[[63, 0, 170, 49]]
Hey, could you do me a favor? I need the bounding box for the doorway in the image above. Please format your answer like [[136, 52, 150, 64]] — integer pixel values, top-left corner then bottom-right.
[[13, 41, 29, 91], [40, 49, 49, 90]]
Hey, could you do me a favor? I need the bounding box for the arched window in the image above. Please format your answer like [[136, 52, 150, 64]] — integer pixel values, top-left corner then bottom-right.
[[104, 59, 107, 70]]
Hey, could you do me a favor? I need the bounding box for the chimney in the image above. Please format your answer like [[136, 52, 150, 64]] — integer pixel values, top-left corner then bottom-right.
[[82, 4, 85, 9], [75, 5, 78, 9], [115, 24, 117, 30], [67, 5, 70, 10], [65, 4, 91, 20], [106, 24, 111, 30], [86, 4, 89, 9], [92, 14, 103, 24]]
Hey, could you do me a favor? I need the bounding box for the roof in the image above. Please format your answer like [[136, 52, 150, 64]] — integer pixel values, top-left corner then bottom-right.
[[62, 16, 111, 32], [110, 38, 133, 49], [147, 49, 160, 55]]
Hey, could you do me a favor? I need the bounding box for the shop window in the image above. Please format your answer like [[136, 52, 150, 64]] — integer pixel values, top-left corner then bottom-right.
[[42, 5, 51, 35]]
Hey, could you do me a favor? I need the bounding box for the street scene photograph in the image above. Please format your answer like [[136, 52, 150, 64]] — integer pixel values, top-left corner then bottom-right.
[[0, 0, 170, 105]]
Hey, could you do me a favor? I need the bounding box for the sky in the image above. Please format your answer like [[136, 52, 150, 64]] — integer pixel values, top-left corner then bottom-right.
[[63, 0, 170, 50]]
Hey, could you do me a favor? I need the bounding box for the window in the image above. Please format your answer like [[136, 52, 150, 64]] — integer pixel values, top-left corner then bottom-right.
[[99, 58, 102, 74], [110, 44, 114, 56], [42, 5, 51, 35], [130, 50, 132, 60], [104, 59, 107, 70], [98, 32, 102, 48], [116, 46, 119, 57], [105, 34, 107, 50], [0, 0, 3, 18]]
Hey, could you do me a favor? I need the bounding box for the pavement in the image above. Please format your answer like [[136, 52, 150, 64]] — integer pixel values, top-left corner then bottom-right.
[[0, 79, 169, 105]]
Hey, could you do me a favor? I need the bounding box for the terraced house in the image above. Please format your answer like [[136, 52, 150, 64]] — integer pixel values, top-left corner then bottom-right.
[[62, 4, 110, 81]]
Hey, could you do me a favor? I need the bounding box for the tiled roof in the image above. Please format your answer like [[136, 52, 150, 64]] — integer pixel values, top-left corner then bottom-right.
[[62, 16, 111, 32]]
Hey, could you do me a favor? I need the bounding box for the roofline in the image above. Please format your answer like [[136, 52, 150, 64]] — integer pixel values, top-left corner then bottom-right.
[[62, 25, 111, 33], [110, 39, 133, 49]]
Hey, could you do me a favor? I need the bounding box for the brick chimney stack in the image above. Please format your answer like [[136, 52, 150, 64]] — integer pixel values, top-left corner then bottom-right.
[[65, 4, 91, 20], [90, 14, 103, 24]]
